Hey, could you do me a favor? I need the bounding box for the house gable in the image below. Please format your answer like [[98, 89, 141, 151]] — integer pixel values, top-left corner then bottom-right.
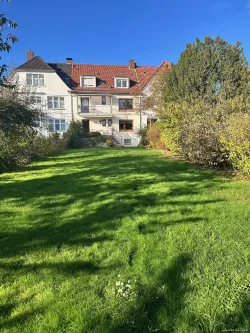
[[17, 56, 54, 72]]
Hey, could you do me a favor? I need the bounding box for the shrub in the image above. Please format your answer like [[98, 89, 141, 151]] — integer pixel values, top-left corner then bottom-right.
[[154, 100, 250, 172], [64, 121, 83, 148], [179, 108, 228, 167], [220, 113, 250, 176], [84, 132, 102, 138], [135, 126, 149, 147], [147, 123, 165, 150], [29, 133, 67, 159], [156, 101, 193, 153], [0, 130, 67, 173], [105, 136, 113, 147], [64, 121, 108, 148]]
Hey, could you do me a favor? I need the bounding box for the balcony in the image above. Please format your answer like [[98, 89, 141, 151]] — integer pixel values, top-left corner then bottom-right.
[[79, 105, 112, 118]]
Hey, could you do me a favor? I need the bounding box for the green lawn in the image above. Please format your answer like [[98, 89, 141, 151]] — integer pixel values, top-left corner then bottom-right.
[[0, 148, 249, 333]]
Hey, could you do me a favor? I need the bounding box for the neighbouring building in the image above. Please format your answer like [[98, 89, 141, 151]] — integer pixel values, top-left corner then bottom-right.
[[15, 50, 169, 146]]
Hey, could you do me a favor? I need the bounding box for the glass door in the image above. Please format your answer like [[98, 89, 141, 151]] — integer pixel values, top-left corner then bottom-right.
[[81, 98, 89, 113]]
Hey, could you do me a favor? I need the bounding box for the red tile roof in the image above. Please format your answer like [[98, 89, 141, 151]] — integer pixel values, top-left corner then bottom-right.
[[71, 61, 170, 94]]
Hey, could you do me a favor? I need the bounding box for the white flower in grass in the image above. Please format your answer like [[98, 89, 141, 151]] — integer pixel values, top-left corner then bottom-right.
[[117, 288, 123, 293], [116, 282, 121, 286]]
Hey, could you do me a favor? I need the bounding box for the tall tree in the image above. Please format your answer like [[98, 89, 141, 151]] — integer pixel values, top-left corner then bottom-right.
[[164, 36, 250, 106], [0, 0, 17, 84]]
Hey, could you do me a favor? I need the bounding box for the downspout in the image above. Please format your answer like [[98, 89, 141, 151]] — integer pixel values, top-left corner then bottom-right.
[[135, 66, 142, 130], [70, 91, 74, 122], [139, 95, 142, 129], [110, 94, 113, 136]]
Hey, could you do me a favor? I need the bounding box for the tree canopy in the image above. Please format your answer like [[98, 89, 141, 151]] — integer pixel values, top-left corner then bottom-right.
[[0, 0, 18, 84], [164, 36, 250, 106]]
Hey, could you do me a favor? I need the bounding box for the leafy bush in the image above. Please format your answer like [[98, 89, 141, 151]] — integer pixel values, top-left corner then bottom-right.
[[29, 133, 68, 159], [135, 126, 149, 147], [153, 99, 250, 175], [64, 121, 107, 148], [156, 101, 193, 153], [179, 107, 227, 167], [64, 121, 83, 148], [0, 130, 67, 173], [220, 113, 250, 176], [105, 136, 113, 147], [147, 123, 165, 150], [84, 132, 102, 138]]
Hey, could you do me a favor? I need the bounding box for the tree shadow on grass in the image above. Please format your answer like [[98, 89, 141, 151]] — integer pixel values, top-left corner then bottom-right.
[[189, 297, 250, 333], [0, 150, 227, 330], [108, 253, 192, 333], [0, 306, 45, 331], [0, 150, 226, 258]]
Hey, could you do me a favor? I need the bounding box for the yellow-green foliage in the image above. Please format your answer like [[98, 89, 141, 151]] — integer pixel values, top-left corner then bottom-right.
[[154, 98, 250, 175], [220, 113, 250, 176], [155, 102, 192, 153], [147, 122, 165, 149]]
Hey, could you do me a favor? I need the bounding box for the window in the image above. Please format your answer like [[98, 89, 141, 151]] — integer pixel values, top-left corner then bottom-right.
[[31, 96, 42, 104], [48, 97, 65, 109], [27, 74, 44, 86], [124, 139, 132, 145], [49, 119, 66, 131], [81, 76, 96, 87], [35, 120, 42, 127], [81, 98, 89, 113], [119, 120, 133, 131], [101, 120, 106, 127], [115, 78, 129, 88], [119, 99, 133, 111], [99, 79, 105, 85], [108, 119, 112, 126], [102, 96, 106, 105], [147, 118, 157, 128]]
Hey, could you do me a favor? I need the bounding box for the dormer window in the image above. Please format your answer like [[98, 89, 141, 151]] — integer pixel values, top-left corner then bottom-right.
[[81, 76, 96, 87], [114, 77, 129, 88]]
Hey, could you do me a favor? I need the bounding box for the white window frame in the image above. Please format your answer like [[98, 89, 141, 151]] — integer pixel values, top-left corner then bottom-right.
[[49, 119, 67, 131], [47, 96, 65, 109], [32, 96, 42, 105], [81, 76, 96, 87], [27, 74, 44, 86], [114, 77, 129, 88], [124, 138, 132, 145]]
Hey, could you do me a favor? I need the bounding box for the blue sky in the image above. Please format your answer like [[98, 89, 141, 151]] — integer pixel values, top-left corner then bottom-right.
[[1, 0, 250, 67]]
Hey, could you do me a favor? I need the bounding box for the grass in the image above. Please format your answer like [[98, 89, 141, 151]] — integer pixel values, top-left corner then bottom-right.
[[0, 147, 249, 333]]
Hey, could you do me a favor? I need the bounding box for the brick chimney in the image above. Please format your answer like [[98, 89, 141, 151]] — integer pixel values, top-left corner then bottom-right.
[[129, 60, 136, 69], [66, 58, 73, 65], [27, 49, 34, 61]]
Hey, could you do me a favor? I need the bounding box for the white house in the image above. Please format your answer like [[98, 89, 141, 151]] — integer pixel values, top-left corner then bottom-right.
[[70, 59, 169, 146], [15, 50, 73, 135], [16, 51, 169, 146]]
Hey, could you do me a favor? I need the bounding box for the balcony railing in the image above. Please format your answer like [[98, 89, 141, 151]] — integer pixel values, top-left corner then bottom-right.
[[79, 104, 112, 115]]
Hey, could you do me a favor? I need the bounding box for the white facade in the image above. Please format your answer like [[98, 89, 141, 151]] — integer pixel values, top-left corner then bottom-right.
[[72, 93, 157, 147], [15, 55, 163, 146], [16, 70, 72, 135]]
